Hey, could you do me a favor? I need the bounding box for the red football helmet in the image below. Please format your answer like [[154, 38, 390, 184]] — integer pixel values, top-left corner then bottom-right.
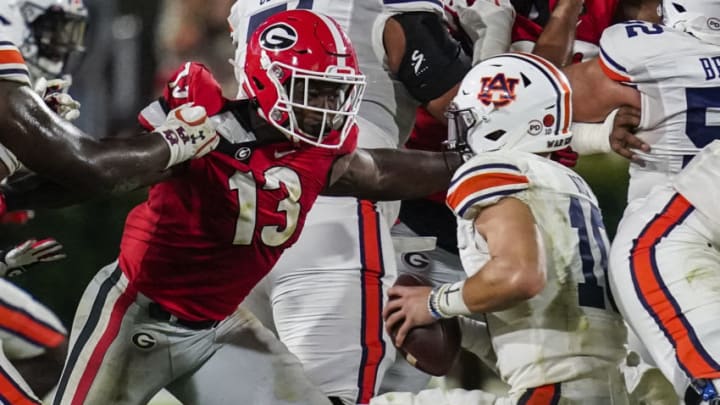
[[242, 9, 366, 149]]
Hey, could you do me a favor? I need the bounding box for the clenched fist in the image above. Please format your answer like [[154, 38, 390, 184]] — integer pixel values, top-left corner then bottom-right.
[[154, 104, 220, 169]]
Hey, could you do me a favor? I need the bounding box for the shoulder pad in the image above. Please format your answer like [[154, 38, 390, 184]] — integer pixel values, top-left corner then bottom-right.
[[446, 152, 529, 220]]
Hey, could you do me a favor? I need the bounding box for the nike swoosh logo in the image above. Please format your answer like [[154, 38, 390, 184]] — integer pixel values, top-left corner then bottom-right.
[[274, 149, 297, 159]]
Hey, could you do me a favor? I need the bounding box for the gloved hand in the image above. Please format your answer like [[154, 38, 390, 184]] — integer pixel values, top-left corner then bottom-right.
[[34, 76, 82, 121], [550, 146, 579, 167], [0, 238, 66, 278], [154, 103, 220, 169]]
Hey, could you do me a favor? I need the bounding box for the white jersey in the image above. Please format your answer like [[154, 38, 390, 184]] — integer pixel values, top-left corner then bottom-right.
[[228, 0, 422, 148], [446, 150, 626, 392], [674, 139, 720, 229], [599, 21, 720, 202]]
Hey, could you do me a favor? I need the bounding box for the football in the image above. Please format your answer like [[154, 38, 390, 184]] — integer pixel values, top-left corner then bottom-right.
[[389, 273, 462, 376]]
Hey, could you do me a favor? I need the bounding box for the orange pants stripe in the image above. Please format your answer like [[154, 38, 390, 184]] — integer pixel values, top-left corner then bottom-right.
[[630, 193, 720, 379]]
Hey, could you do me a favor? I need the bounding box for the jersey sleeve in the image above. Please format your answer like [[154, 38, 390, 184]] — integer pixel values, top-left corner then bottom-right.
[[138, 62, 227, 131], [598, 21, 666, 83], [0, 41, 30, 86], [446, 152, 530, 220]]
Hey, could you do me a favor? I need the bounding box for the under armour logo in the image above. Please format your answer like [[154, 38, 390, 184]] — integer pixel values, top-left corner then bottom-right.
[[411, 50, 427, 75]]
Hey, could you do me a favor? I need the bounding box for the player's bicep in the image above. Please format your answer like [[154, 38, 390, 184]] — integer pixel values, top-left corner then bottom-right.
[[563, 58, 640, 122], [323, 151, 365, 195], [474, 197, 539, 268]]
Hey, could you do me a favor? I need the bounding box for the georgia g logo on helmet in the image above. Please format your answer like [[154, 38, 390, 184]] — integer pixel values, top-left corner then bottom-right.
[[478, 73, 520, 107], [260, 23, 298, 51]]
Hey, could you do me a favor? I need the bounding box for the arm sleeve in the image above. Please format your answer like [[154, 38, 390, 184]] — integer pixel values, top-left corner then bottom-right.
[[0, 42, 31, 86]]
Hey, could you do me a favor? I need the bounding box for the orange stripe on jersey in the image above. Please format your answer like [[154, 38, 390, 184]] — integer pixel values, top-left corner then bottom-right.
[[598, 57, 631, 82], [631, 194, 720, 379], [356, 200, 386, 404], [518, 383, 561, 405], [446, 172, 529, 212], [515, 52, 572, 134], [0, 48, 25, 65], [0, 369, 41, 405], [0, 302, 65, 348]]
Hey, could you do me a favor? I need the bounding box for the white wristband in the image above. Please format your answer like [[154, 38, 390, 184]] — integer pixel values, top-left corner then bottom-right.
[[570, 109, 618, 155], [433, 280, 472, 318]]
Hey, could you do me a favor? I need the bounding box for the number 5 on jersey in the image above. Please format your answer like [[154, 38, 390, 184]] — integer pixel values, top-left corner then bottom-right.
[[229, 167, 302, 246]]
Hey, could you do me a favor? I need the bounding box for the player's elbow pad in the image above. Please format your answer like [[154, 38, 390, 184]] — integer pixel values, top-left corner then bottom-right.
[[393, 12, 471, 103]]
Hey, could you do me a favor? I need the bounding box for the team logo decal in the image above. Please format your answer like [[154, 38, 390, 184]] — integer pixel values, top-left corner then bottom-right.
[[260, 23, 298, 51], [235, 147, 252, 161], [527, 120, 542, 136], [401, 252, 431, 270], [132, 332, 157, 350], [708, 17, 720, 31], [478, 74, 519, 107]]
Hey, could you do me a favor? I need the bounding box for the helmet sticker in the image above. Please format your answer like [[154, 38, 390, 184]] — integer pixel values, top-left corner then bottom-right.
[[259, 23, 298, 51]]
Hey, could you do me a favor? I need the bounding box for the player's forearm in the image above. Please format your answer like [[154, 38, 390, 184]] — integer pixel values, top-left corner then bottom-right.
[[532, 0, 584, 67], [463, 257, 545, 313], [326, 149, 463, 200], [2, 86, 171, 194], [1, 172, 91, 210]]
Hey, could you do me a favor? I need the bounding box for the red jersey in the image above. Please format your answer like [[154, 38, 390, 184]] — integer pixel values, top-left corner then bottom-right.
[[510, 0, 619, 61], [120, 63, 356, 321]]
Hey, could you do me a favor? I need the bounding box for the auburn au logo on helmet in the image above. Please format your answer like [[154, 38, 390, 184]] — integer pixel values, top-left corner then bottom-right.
[[478, 73, 519, 107]]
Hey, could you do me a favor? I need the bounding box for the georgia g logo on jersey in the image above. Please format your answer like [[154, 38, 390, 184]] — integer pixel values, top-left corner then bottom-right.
[[478, 73, 520, 107], [260, 23, 298, 51]]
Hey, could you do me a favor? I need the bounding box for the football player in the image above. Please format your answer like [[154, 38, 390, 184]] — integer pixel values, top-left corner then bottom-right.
[[572, 0, 720, 401], [0, 1, 220, 403], [229, 1, 482, 402], [374, 52, 629, 405], [44, 10, 468, 405]]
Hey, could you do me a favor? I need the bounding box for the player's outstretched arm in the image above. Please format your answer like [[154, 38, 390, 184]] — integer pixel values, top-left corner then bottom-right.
[[0, 81, 217, 195], [323, 148, 464, 200]]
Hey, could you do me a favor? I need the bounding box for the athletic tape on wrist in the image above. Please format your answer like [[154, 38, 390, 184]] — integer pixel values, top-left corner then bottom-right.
[[435, 280, 472, 317]]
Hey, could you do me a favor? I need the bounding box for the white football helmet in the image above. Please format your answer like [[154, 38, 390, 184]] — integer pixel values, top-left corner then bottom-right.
[[0, 0, 87, 78], [446, 52, 572, 155], [662, 0, 720, 45]]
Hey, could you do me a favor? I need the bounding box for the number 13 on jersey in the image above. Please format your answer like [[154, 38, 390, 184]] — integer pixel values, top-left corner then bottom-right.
[[229, 167, 302, 247]]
